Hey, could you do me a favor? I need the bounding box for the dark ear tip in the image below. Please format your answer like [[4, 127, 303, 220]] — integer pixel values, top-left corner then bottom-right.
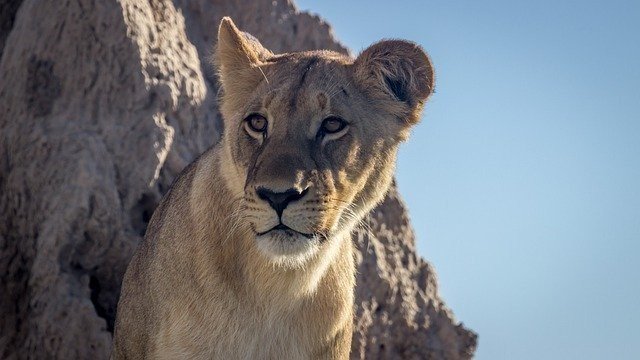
[[405, 42, 435, 99], [400, 41, 435, 101], [417, 54, 436, 100], [358, 39, 426, 58]]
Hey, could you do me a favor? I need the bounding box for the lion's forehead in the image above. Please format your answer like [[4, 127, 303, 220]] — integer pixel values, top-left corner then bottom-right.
[[255, 59, 355, 134], [265, 56, 351, 101]]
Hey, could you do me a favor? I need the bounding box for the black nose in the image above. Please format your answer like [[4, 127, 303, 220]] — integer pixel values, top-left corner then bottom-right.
[[256, 187, 308, 217]]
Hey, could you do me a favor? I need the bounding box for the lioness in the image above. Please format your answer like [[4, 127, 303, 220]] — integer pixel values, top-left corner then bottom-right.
[[111, 17, 434, 359]]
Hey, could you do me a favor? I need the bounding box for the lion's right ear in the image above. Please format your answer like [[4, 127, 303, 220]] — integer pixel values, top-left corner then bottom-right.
[[215, 17, 272, 94], [353, 40, 435, 125]]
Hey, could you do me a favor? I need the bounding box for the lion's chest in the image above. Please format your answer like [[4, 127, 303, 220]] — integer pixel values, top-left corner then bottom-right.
[[155, 296, 316, 359]]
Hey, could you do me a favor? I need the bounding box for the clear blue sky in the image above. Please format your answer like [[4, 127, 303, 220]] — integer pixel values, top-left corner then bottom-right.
[[296, 1, 640, 359]]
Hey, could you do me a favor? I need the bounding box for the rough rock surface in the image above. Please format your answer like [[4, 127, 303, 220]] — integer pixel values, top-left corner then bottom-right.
[[0, 0, 477, 358]]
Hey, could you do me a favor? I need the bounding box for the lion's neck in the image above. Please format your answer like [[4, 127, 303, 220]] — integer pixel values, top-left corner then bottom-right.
[[189, 147, 355, 305]]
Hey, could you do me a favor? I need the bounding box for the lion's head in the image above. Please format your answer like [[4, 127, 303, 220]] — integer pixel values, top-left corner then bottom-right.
[[215, 18, 434, 267]]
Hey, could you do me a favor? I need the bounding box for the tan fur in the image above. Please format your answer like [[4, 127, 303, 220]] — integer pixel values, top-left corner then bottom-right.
[[111, 17, 434, 359]]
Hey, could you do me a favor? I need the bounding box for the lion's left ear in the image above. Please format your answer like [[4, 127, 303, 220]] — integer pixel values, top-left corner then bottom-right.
[[354, 40, 434, 124], [216, 17, 272, 73], [215, 17, 273, 98]]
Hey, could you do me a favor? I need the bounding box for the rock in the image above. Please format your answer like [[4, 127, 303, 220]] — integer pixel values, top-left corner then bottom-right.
[[352, 184, 477, 359], [0, 0, 476, 358]]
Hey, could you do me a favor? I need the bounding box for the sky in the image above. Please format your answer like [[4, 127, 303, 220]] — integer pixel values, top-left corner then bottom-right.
[[296, 1, 640, 359]]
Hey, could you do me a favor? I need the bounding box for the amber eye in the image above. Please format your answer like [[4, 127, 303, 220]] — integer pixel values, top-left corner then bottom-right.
[[245, 114, 268, 134], [320, 116, 347, 134]]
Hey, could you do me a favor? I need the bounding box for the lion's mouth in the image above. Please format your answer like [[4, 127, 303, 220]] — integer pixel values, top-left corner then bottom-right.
[[257, 223, 314, 239]]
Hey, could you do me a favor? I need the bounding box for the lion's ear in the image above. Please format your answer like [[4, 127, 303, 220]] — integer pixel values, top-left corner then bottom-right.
[[215, 17, 272, 92], [354, 40, 434, 124]]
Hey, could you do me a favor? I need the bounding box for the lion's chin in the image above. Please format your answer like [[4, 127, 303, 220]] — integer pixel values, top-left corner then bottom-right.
[[255, 230, 321, 268]]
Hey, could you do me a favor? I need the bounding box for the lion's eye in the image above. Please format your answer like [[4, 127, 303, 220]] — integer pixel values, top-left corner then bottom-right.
[[244, 114, 268, 134], [320, 116, 347, 134]]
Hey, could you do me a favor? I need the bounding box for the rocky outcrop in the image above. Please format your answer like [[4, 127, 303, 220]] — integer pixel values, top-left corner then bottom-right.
[[0, 0, 476, 358], [352, 185, 476, 359]]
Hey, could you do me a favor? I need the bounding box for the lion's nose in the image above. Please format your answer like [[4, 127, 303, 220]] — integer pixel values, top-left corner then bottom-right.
[[256, 187, 308, 217]]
